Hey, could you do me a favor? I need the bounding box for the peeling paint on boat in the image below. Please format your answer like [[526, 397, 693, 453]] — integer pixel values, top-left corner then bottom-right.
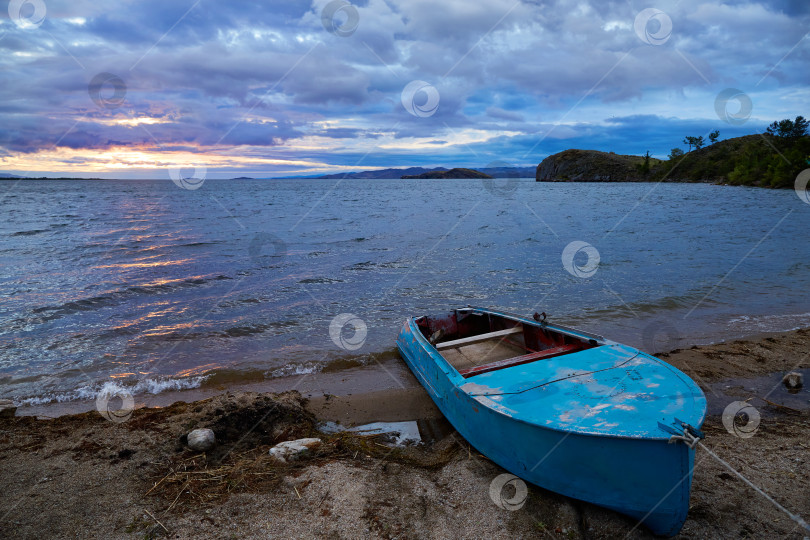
[[396, 306, 707, 537]]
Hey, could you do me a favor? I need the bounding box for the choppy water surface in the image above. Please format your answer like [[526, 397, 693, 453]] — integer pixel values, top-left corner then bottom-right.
[[1, 179, 808, 405]]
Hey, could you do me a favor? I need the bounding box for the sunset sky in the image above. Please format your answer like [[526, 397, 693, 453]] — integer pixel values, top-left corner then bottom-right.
[[1, 0, 808, 178]]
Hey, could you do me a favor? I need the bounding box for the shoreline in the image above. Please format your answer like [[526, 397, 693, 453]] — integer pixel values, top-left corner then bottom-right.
[[1, 328, 808, 538], [0, 177, 799, 188], [14, 326, 810, 423], [14, 355, 437, 423]]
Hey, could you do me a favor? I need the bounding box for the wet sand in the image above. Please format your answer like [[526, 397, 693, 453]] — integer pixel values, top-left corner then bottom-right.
[[1, 329, 809, 539]]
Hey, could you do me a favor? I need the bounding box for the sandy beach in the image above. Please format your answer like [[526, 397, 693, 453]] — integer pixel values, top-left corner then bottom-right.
[[4, 2, 809, 538], [1, 329, 808, 539]]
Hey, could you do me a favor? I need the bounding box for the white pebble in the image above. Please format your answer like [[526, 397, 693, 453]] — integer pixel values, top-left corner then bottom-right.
[[187, 428, 216, 451], [783, 372, 803, 389]]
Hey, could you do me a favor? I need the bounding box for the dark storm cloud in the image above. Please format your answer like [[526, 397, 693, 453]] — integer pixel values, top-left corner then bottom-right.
[[0, 0, 808, 174]]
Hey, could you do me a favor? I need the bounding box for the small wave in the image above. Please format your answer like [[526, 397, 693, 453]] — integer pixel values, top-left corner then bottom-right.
[[585, 292, 720, 319], [221, 324, 272, 338], [15, 376, 208, 407], [200, 369, 267, 386], [343, 260, 406, 271], [726, 312, 810, 334], [298, 277, 344, 284], [267, 362, 322, 378], [13, 274, 234, 328], [132, 377, 207, 394], [321, 357, 366, 372], [218, 320, 299, 338], [320, 348, 401, 373], [137, 320, 300, 342], [31, 295, 117, 317], [10, 229, 48, 236], [178, 241, 223, 247]]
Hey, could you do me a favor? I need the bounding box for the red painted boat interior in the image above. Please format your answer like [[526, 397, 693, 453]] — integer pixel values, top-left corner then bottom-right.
[[415, 309, 597, 378]]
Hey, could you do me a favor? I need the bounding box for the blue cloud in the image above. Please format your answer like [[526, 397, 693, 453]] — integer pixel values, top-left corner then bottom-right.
[[0, 0, 807, 176]]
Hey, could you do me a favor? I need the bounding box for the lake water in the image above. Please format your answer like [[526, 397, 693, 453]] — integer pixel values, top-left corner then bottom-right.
[[1, 179, 809, 406]]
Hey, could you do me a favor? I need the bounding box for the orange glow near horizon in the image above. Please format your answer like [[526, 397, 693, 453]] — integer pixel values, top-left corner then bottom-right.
[[0, 145, 356, 176]]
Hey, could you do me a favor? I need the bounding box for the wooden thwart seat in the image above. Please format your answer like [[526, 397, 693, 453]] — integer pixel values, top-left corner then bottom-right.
[[435, 326, 522, 350], [459, 343, 582, 377]]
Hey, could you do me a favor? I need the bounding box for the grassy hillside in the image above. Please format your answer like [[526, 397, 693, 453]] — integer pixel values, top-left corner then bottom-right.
[[536, 149, 664, 182], [651, 134, 810, 188], [536, 132, 810, 188]]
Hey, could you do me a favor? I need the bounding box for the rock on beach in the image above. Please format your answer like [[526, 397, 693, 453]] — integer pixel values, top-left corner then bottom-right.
[[268, 438, 322, 463], [187, 428, 216, 452]]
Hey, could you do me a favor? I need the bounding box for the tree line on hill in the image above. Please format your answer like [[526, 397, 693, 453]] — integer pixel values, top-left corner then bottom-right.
[[646, 115, 810, 188]]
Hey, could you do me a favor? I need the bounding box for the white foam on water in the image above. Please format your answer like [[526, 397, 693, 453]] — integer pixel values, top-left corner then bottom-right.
[[15, 376, 209, 407], [267, 362, 321, 378], [726, 312, 810, 334]]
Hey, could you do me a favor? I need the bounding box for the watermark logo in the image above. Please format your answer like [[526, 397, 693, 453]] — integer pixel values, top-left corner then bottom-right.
[[562, 241, 600, 278], [794, 169, 810, 205], [168, 165, 207, 190], [329, 313, 367, 351], [401, 80, 440, 118], [482, 160, 520, 198], [248, 232, 287, 264], [642, 320, 681, 354], [321, 0, 359, 37], [489, 473, 528, 511], [633, 8, 672, 46], [96, 385, 134, 423], [9, 0, 46, 29], [88, 72, 127, 110], [714, 88, 752, 126], [722, 401, 760, 438]]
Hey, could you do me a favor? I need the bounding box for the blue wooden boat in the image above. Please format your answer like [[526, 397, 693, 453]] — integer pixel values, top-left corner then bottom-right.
[[396, 307, 706, 536]]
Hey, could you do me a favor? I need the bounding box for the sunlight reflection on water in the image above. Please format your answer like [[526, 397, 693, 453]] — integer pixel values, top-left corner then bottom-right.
[[0, 179, 808, 404]]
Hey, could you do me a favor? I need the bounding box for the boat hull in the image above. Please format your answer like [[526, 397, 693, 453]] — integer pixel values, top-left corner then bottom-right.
[[396, 311, 699, 537]]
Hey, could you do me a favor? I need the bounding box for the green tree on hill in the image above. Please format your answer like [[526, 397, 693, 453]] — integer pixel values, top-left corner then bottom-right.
[[683, 136, 694, 151], [655, 114, 808, 188], [668, 147, 685, 160], [725, 115, 810, 187], [635, 150, 652, 176], [683, 135, 705, 151], [766, 116, 808, 140]]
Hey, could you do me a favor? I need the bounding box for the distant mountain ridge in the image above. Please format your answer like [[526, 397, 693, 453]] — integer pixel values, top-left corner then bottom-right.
[[303, 166, 536, 180], [311, 167, 447, 179], [401, 168, 493, 179]]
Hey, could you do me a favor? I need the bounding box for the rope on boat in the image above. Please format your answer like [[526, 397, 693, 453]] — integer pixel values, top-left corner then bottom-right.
[[667, 427, 702, 449], [663, 420, 704, 449], [666, 421, 810, 533], [698, 441, 810, 533]]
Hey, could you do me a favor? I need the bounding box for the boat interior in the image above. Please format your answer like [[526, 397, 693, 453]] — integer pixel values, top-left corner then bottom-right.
[[414, 309, 599, 378]]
